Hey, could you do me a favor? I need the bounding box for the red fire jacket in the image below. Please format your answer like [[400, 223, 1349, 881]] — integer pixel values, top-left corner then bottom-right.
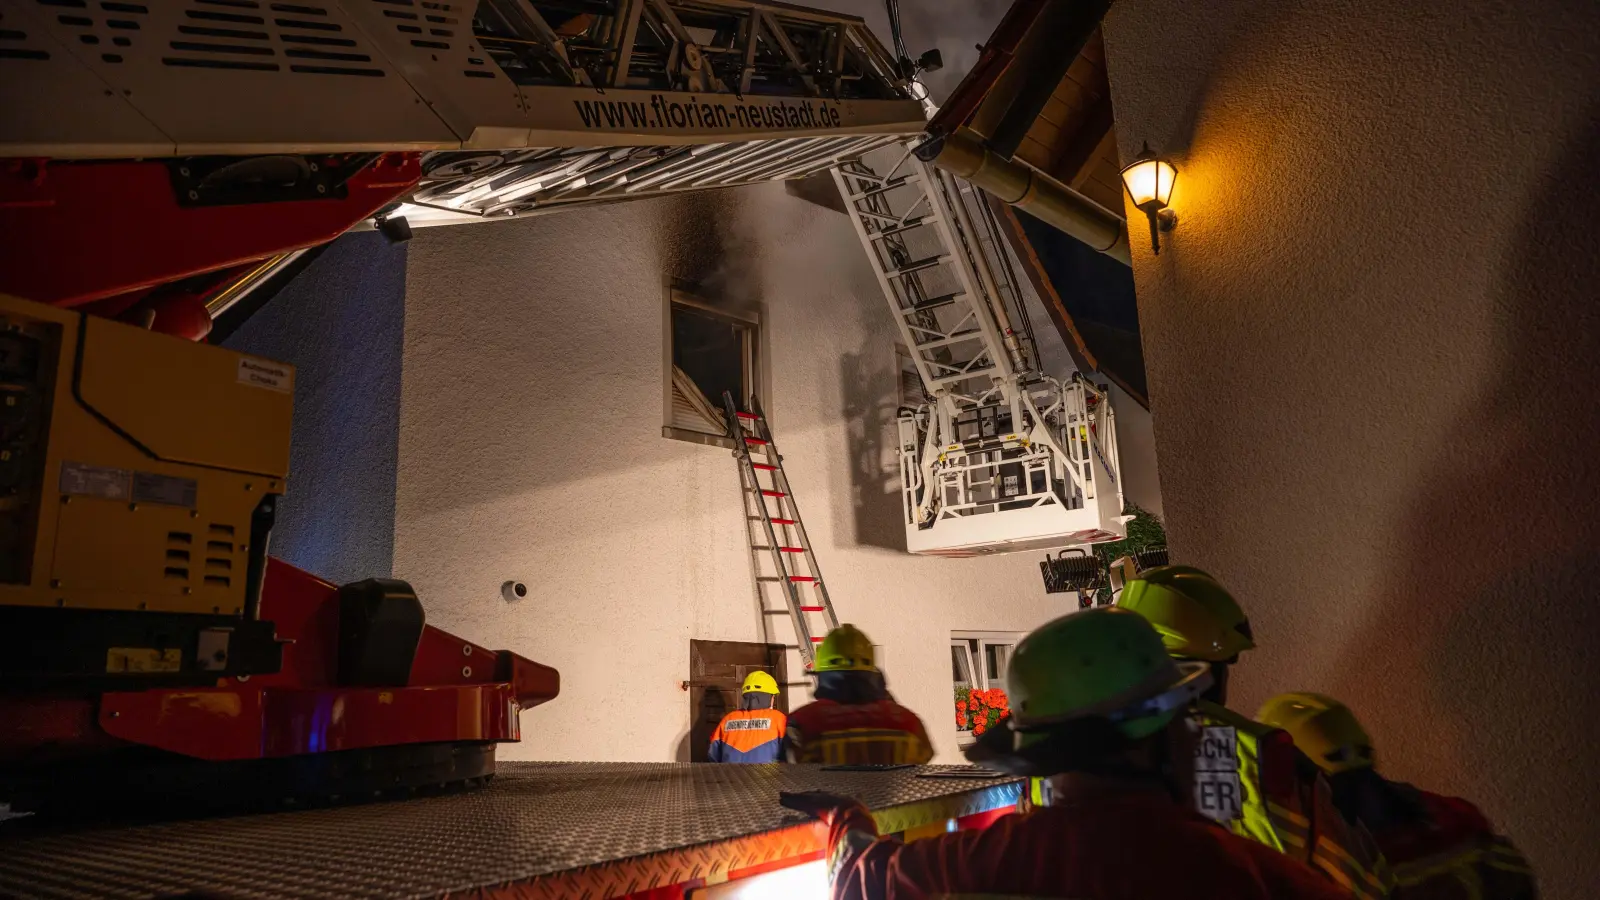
[[825, 789, 1350, 900], [1374, 789, 1537, 899], [786, 698, 934, 765]]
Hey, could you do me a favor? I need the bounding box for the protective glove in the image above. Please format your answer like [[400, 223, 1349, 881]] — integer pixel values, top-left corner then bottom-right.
[[778, 790, 860, 825]]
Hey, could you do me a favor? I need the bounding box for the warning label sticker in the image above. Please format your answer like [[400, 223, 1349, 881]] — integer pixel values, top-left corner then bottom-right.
[[60, 462, 131, 501], [133, 471, 198, 508], [236, 355, 293, 393], [1194, 725, 1244, 822]]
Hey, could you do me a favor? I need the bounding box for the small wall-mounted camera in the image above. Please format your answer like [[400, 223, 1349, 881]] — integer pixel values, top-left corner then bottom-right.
[[501, 581, 528, 603]]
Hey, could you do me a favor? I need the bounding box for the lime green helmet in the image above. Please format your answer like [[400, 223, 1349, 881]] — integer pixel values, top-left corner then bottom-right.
[[812, 624, 878, 673], [965, 608, 1212, 774], [1116, 565, 1255, 662], [1258, 692, 1375, 775]]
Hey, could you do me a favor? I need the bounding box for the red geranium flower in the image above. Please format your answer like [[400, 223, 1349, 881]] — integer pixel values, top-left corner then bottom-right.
[[973, 724, 986, 736]]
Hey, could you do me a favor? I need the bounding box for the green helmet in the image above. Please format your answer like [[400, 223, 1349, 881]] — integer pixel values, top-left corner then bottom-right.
[[1116, 565, 1255, 662], [965, 608, 1212, 774], [812, 624, 878, 673]]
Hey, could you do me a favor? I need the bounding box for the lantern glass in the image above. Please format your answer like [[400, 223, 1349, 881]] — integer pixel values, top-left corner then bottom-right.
[[1121, 156, 1177, 210]]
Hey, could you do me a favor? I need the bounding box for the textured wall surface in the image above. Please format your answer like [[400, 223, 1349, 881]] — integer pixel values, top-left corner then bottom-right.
[[398, 180, 1145, 764], [1103, 1, 1600, 895], [221, 232, 407, 584]]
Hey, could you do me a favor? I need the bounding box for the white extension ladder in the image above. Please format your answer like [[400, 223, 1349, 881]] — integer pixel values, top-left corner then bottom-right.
[[722, 392, 840, 670]]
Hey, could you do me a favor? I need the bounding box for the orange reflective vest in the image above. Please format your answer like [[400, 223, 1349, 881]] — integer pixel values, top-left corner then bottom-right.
[[708, 708, 787, 763]]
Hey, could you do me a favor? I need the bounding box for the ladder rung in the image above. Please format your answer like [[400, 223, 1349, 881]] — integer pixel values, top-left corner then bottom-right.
[[752, 463, 777, 471], [760, 490, 786, 498], [810, 636, 825, 643], [756, 576, 785, 582], [908, 291, 964, 312], [848, 175, 913, 200], [779, 546, 805, 553], [869, 215, 933, 239], [789, 576, 816, 583], [916, 329, 983, 350], [888, 255, 945, 278], [799, 606, 825, 612], [736, 411, 760, 420], [770, 518, 796, 525], [744, 437, 769, 445]]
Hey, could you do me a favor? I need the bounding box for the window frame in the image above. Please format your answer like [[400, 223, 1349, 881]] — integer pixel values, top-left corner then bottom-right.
[[662, 286, 764, 449], [951, 630, 1027, 747]]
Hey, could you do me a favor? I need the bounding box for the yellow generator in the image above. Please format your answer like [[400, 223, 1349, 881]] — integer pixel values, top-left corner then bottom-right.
[[0, 293, 293, 687]]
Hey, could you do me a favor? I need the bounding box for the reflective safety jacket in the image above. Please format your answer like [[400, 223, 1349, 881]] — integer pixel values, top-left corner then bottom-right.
[[1375, 788, 1537, 900], [1193, 701, 1393, 899], [823, 788, 1352, 900], [786, 698, 933, 765], [708, 708, 787, 763]]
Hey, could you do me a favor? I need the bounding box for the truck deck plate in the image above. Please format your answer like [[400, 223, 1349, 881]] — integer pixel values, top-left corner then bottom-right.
[[0, 762, 1021, 899]]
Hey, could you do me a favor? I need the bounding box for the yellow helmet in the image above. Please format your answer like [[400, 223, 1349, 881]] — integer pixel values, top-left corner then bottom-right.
[[1116, 565, 1255, 662], [741, 670, 779, 695], [1257, 692, 1374, 774], [812, 624, 877, 673]]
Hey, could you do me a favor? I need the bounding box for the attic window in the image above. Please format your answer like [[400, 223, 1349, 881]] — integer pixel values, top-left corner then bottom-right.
[[663, 291, 759, 447]]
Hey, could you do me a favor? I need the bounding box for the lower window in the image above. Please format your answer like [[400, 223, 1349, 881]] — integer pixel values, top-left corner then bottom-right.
[[951, 631, 1024, 746]]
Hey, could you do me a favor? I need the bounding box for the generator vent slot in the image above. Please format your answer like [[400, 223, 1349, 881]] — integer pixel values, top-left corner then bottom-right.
[[0, 15, 51, 61]]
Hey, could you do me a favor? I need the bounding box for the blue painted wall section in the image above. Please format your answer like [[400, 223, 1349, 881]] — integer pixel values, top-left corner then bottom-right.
[[221, 232, 406, 584]]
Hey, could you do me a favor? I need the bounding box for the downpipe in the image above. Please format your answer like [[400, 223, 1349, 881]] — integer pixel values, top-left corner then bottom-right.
[[916, 128, 1132, 267]]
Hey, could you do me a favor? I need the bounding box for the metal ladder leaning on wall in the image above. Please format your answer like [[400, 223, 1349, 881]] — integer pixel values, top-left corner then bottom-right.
[[721, 392, 840, 671]]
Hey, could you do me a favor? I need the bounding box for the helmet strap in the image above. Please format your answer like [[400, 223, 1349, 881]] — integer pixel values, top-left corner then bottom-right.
[[1201, 660, 1230, 705]]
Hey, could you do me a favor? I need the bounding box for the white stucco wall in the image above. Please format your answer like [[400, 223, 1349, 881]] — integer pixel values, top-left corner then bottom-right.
[[1103, 0, 1600, 895], [398, 182, 1137, 763]]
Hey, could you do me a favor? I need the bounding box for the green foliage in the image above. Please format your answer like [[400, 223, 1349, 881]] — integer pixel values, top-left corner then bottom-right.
[[1090, 502, 1166, 603]]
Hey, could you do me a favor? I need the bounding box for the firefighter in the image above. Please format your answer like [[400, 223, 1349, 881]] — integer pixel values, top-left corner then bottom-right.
[[1117, 565, 1392, 898], [1259, 692, 1538, 899], [707, 671, 787, 763], [779, 608, 1349, 900], [785, 624, 933, 765]]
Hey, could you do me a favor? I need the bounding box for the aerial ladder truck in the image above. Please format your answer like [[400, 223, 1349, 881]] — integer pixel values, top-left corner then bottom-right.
[[0, 2, 1122, 895]]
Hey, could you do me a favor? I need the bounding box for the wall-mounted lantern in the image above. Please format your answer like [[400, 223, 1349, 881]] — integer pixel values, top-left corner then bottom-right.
[[1120, 142, 1178, 255]]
